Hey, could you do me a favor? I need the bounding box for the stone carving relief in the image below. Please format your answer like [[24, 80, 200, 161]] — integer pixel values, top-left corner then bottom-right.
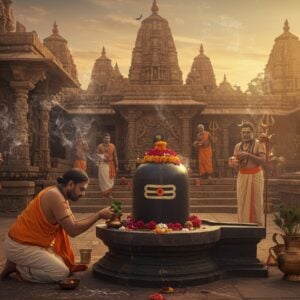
[[0, 85, 16, 160], [0, 0, 14, 33], [136, 113, 180, 156]]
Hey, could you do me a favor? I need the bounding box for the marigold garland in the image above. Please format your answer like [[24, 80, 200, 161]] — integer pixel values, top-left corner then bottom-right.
[[142, 141, 181, 165]]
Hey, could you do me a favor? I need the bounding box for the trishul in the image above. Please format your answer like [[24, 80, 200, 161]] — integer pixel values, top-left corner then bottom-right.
[[208, 120, 220, 138], [260, 114, 275, 135]]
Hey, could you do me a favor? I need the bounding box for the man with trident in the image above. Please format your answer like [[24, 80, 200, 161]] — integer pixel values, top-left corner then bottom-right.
[[228, 121, 266, 225]]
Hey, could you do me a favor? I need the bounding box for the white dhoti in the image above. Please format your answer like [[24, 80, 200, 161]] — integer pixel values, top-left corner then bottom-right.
[[4, 235, 69, 283], [98, 162, 114, 195], [237, 169, 264, 225]]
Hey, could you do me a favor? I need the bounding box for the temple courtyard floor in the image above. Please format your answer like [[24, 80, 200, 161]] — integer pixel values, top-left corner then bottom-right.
[[0, 213, 300, 300]]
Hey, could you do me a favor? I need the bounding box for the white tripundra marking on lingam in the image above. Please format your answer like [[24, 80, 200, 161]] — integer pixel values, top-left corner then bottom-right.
[[144, 184, 176, 200]]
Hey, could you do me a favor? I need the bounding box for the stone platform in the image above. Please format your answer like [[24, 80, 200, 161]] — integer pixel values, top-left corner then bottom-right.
[[93, 220, 267, 287]]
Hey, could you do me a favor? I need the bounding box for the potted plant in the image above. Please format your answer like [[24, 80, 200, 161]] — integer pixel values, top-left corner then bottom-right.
[[106, 201, 123, 228], [273, 205, 300, 281]]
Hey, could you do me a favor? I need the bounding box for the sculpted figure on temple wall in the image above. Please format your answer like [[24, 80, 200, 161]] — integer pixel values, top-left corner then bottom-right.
[[0, 0, 14, 33]]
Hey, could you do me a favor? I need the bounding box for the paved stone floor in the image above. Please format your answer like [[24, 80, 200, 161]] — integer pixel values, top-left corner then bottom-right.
[[1, 213, 300, 300]]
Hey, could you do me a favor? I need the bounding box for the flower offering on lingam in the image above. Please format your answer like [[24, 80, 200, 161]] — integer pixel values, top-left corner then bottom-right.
[[142, 141, 181, 165], [114, 139, 202, 232]]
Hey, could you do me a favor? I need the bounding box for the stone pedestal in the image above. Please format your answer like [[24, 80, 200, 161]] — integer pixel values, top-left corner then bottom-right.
[[93, 225, 221, 287], [93, 221, 267, 287]]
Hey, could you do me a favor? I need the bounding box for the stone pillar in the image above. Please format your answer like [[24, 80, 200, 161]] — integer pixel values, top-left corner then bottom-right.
[[35, 100, 52, 171], [176, 109, 197, 159], [120, 109, 142, 173], [180, 116, 191, 158], [222, 121, 230, 160], [222, 120, 230, 177], [9, 81, 34, 167]]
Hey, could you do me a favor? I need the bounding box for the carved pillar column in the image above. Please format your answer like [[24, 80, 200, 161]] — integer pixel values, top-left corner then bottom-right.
[[120, 109, 142, 173], [222, 120, 230, 160], [222, 119, 230, 177], [180, 116, 191, 158], [35, 100, 52, 170], [9, 81, 34, 167], [176, 109, 197, 159]]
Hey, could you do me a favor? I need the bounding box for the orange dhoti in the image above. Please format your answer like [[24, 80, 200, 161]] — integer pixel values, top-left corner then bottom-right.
[[237, 167, 264, 225], [73, 159, 87, 171], [197, 131, 213, 176], [5, 187, 87, 283]]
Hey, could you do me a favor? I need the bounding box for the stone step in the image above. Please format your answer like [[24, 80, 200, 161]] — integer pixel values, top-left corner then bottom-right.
[[88, 177, 237, 185], [84, 190, 238, 198], [85, 184, 238, 192], [190, 205, 237, 213], [73, 197, 238, 206], [83, 190, 278, 198], [70, 204, 237, 214], [71, 205, 133, 213]]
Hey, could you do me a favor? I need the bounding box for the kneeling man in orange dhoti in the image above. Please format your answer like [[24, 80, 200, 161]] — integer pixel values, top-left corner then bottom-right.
[[1, 168, 113, 283], [229, 121, 266, 225]]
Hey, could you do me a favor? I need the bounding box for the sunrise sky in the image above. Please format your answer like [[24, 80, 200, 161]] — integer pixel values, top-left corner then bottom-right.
[[13, 0, 300, 91]]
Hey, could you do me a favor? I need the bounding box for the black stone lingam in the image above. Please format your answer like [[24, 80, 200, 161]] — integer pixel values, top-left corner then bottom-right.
[[93, 142, 267, 287], [133, 163, 189, 224]]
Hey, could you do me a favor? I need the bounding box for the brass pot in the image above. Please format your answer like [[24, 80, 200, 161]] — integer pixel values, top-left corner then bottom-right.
[[277, 235, 300, 281], [106, 213, 123, 228]]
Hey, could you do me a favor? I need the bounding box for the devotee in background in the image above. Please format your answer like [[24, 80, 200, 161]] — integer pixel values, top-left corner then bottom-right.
[[72, 133, 89, 172], [96, 133, 118, 199], [228, 121, 266, 225], [193, 124, 214, 179], [0, 168, 114, 283]]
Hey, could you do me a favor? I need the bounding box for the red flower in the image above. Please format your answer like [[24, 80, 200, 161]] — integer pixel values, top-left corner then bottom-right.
[[188, 215, 202, 228], [133, 220, 145, 229], [146, 221, 157, 230], [149, 293, 166, 300]]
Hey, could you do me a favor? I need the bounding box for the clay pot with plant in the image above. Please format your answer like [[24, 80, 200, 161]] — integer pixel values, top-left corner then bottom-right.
[[273, 205, 300, 281]]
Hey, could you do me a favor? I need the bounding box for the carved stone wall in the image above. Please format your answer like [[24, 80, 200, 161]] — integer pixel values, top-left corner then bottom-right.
[[136, 111, 181, 157]]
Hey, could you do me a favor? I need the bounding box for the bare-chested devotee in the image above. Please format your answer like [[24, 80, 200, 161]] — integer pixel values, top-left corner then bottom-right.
[[72, 133, 89, 172], [228, 121, 266, 225], [193, 124, 213, 179], [0, 168, 114, 283]]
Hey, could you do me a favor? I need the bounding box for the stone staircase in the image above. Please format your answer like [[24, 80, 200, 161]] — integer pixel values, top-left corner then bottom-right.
[[70, 176, 279, 214]]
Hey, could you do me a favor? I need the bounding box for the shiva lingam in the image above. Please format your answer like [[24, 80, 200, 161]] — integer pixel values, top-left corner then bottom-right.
[[93, 140, 267, 287]]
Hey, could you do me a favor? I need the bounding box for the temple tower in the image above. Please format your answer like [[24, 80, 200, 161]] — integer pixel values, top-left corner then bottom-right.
[[87, 46, 115, 94], [216, 74, 235, 95], [128, 0, 182, 85], [186, 44, 217, 93], [43, 22, 79, 82], [264, 20, 300, 94]]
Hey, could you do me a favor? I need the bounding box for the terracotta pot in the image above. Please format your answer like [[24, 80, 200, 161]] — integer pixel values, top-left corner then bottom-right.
[[277, 235, 300, 281]]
